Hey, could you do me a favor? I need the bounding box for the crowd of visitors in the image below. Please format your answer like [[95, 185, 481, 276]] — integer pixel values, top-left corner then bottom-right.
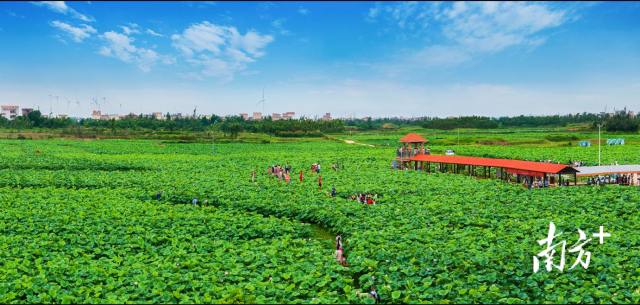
[[269, 164, 292, 182], [396, 147, 430, 158], [348, 192, 378, 204]]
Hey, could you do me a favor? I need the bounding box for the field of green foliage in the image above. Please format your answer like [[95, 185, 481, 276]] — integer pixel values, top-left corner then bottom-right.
[[1, 138, 639, 304]]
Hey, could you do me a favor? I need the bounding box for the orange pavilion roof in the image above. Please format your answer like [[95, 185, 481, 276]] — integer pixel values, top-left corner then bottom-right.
[[398, 133, 428, 143]]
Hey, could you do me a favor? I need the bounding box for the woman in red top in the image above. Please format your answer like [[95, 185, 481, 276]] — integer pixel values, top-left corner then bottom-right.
[[299, 170, 303, 183], [318, 176, 322, 190], [367, 197, 373, 204]]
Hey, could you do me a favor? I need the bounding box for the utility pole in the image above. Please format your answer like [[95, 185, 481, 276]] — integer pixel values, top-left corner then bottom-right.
[[212, 122, 215, 156], [458, 129, 460, 154], [597, 123, 602, 166]]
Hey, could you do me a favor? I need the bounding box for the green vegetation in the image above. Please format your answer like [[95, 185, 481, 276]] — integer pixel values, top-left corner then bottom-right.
[[0, 110, 344, 138], [0, 136, 639, 303]]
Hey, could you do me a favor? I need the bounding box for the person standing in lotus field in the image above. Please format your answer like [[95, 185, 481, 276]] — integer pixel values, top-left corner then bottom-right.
[[318, 175, 322, 190], [300, 170, 303, 183], [335, 247, 343, 263]]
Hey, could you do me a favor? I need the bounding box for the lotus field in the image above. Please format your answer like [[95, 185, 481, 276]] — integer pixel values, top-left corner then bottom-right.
[[1, 139, 639, 304]]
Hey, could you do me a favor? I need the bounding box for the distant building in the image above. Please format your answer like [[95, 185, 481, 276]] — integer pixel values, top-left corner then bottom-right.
[[629, 111, 635, 119], [272, 113, 282, 120], [58, 114, 69, 119], [283, 112, 295, 120], [101, 114, 110, 120], [109, 114, 119, 120], [119, 115, 126, 119], [170, 113, 182, 120], [152, 112, 163, 120], [253, 112, 262, 121], [1, 105, 19, 120], [240, 113, 248, 120], [202, 114, 212, 120], [91, 110, 102, 120], [322, 113, 332, 121], [22, 108, 34, 116]]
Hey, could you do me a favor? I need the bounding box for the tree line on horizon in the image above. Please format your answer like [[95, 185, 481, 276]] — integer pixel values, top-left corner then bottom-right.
[[417, 109, 639, 132], [0, 109, 637, 134]]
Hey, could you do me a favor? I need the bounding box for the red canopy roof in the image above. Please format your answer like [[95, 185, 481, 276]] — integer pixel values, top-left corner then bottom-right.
[[398, 133, 428, 143], [409, 154, 578, 174]]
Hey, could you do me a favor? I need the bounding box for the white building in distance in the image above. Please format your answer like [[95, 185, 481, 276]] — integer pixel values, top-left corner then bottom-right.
[[1, 105, 19, 120]]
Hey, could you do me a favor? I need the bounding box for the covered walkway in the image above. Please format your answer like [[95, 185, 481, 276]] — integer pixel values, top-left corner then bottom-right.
[[575, 165, 640, 185], [407, 154, 579, 186]]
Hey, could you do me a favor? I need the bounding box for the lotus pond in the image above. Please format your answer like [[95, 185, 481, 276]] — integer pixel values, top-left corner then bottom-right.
[[0, 139, 638, 304]]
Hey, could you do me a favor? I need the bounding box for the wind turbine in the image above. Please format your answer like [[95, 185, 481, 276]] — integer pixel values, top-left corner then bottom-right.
[[256, 87, 266, 114], [64, 96, 71, 114], [48, 94, 53, 117], [76, 93, 81, 116], [52, 95, 60, 117], [54, 96, 60, 117]]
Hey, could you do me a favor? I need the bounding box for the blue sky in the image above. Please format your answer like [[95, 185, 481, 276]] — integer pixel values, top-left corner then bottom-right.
[[1, 1, 639, 118]]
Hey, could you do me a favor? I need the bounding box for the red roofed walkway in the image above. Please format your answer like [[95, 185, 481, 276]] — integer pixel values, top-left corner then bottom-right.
[[407, 154, 579, 186]]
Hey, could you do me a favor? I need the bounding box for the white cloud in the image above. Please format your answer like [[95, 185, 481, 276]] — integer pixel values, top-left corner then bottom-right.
[[49, 20, 96, 42], [366, 2, 382, 22], [146, 29, 164, 37], [240, 70, 261, 75], [54, 34, 68, 44], [367, 2, 568, 69], [184, 1, 216, 8], [171, 21, 274, 82], [7, 10, 17, 17], [31, 1, 95, 22], [178, 72, 204, 81], [298, 8, 309, 15], [409, 45, 472, 67], [257, 2, 276, 10], [98, 31, 174, 72], [119, 26, 140, 35], [270, 18, 291, 35], [127, 23, 139, 28]]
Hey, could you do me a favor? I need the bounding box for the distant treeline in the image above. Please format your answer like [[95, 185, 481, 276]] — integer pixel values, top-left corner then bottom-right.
[[0, 111, 345, 138], [1, 109, 637, 134], [419, 111, 639, 132]]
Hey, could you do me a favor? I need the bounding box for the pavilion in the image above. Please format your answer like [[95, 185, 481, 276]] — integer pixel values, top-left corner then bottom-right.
[[395, 133, 428, 169]]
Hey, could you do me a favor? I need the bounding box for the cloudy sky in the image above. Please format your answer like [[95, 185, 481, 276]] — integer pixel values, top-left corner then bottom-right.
[[1, 1, 639, 118]]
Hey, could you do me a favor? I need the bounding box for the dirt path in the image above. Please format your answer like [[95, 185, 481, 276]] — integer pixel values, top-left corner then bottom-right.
[[344, 140, 375, 147]]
